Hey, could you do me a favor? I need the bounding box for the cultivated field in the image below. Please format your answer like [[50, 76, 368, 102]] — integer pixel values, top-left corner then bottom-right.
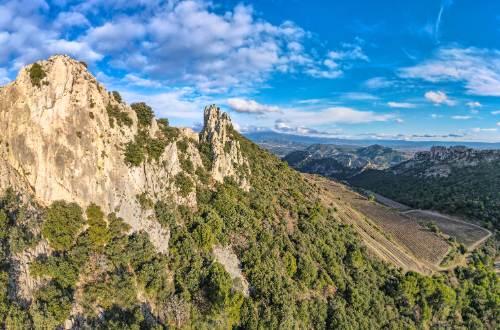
[[403, 210, 491, 249], [305, 174, 491, 274]]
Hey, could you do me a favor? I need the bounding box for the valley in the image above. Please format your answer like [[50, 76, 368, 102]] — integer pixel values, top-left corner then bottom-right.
[[306, 174, 492, 273]]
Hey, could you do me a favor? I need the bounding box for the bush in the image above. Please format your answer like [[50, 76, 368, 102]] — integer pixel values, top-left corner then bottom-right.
[[131, 102, 154, 127], [42, 201, 85, 251], [86, 204, 110, 249], [31, 281, 73, 329], [29, 63, 46, 87], [107, 104, 132, 128], [176, 140, 188, 153], [112, 91, 122, 103], [124, 131, 166, 166], [175, 173, 193, 197]]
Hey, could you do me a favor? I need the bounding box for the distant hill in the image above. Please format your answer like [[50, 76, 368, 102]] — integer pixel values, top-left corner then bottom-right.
[[283, 144, 412, 180], [245, 130, 500, 153], [350, 146, 500, 230]]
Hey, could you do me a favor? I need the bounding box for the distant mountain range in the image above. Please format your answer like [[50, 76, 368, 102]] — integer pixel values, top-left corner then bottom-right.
[[244, 131, 500, 156], [283, 144, 412, 180]]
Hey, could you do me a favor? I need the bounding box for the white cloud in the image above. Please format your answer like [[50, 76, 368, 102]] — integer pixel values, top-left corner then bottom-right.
[[285, 107, 394, 125], [452, 115, 471, 120], [341, 92, 379, 101], [227, 98, 282, 114], [54, 11, 90, 28], [120, 87, 210, 121], [424, 90, 455, 105], [466, 101, 482, 108], [274, 119, 339, 136], [472, 127, 497, 132], [400, 47, 500, 96], [395, 118, 404, 123], [497, 122, 500, 126], [363, 77, 394, 89], [387, 101, 415, 108], [0, 0, 360, 94], [123, 74, 162, 88], [491, 110, 500, 115], [431, 113, 443, 119]]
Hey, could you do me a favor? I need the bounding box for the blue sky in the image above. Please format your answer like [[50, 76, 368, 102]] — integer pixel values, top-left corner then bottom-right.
[[1, 0, 500, 142]]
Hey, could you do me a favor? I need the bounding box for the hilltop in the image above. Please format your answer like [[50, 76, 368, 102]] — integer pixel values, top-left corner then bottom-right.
[[0, 56, 497, 329], [283, 144, 412, 180]]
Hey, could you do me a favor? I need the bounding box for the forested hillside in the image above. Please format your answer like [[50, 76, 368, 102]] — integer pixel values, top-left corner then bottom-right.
[[0, 133, 498, 329], [350, 147, 500, 231]]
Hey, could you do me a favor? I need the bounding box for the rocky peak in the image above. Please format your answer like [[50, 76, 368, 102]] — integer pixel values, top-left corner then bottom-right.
[[0, 55, 249, 252], [200, 104, 250, 190]]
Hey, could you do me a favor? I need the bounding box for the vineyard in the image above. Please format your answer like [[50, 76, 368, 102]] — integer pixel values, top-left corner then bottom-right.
[[306, 174, 491, 273]]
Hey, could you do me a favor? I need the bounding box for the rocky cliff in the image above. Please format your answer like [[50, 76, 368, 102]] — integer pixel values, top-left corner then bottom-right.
[[397, 145, 500, 177], [0, 55, 249, 252]]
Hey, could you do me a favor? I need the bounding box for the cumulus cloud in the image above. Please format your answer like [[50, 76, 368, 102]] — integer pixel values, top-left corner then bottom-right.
[[400, 47, 500, 96], [0, 0, 364, 93], [492, 110, 500, 115], [451, 115, 471, 120], [387, 101, 415, 108], [227, 98, 282, 114], [424, 90, 455, 105]]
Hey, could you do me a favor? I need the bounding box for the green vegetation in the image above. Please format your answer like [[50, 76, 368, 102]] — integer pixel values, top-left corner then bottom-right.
[[157, 118, 179, 143], [175, 173, 194, 197], [0, 131, 497, 328], [106, 103, 132, 128], [112, 91, 122, 103], [29, 63, 46, 87], [350, 159, 500, 230], [131, 102, 154, 127], [42, 201, 85, 251], [124, 130, 166, 166]]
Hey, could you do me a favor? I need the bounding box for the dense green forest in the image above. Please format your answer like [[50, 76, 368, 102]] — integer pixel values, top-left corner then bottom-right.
[[350, 160, 500, 231], [0, 132, 498, 329]]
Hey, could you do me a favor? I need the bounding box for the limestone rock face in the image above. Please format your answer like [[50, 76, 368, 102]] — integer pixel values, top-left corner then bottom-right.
[[0, 55, 247, 252], [200, 104, 250, 190]]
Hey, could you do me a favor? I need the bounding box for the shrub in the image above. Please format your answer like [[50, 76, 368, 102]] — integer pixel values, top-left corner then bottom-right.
[[176, 139, 188, 153], [131, 102, 154, 127], [29, 63, 46, 87], [107, 104, 132, 128], [180, 156, 194, 174], [197, 142, 213, 170], [175, 173, 193, 197], [31, 282, 73, 329], [124, 140, 145, 166], [124, 131, 166, 166], [137, 193, 153, 210], [42, 201, 85, 251], [112, 91, 122, 103], [86, 204, 110, 249]]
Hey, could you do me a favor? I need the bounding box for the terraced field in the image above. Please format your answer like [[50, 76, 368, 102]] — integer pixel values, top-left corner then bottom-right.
[[305, 174, 490, 274]]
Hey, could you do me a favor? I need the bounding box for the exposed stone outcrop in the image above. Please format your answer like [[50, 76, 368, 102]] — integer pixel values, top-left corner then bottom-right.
[[200, 104, 250, 190], [401, 146, 500, 177], [0, 55, 248, 253]]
